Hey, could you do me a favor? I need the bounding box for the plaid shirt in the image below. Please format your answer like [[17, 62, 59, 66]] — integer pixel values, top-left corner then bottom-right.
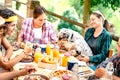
[[19, 18, 57, 44], [85, 28, 112, 65]]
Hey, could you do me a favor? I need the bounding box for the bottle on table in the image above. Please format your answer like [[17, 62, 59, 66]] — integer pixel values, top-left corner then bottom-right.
[[103, 61, 114, 80], [34, 48, 42, 63], [46, 44, 51, 55], [71, 63, 79, 80]]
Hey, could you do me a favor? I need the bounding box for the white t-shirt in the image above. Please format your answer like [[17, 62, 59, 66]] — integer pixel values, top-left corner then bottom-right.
[[33, 27, 42, 43]]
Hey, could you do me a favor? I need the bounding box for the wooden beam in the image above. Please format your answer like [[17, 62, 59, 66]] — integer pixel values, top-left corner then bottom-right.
[[46, 10, 86, 28]]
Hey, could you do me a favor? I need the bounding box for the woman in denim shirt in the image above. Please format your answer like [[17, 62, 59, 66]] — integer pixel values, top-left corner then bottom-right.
[[77, 11, 112, 70]]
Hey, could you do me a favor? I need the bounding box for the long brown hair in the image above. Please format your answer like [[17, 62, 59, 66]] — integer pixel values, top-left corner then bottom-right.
[[0, 24, 7, 36], [91, 11, 109, 29], [33, 6, 47, 19]]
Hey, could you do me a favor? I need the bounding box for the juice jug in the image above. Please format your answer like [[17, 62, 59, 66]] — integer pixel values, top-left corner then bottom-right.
[[34, 48, 42, 63]]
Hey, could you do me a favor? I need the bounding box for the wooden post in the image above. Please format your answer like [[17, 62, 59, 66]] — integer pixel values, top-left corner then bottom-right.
[[82, 0, 91, 37], [26, 0, 40, 18], [4, 0, 12, 8], [26, 0, 32, 18]]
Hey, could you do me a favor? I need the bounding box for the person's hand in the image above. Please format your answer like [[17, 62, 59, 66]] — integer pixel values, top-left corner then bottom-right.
[[3, 57, 8, 62], [13, 42, 20, 47], [77, 55, 90, 62], [23, 43, 33, 55], [20, 65, 36, 76], [95, 67, 111, 79]]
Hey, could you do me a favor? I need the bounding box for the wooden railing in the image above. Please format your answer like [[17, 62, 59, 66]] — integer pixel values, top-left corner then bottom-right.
[[2, 0, 119, 41]]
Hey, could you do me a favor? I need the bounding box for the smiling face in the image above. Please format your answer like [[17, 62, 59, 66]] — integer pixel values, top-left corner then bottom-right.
[[33, 13, 47, 28], [6, 21, 17, 35], [89, 14, 102, 28]]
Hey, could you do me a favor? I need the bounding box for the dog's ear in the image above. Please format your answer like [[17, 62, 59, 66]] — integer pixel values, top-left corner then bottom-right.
[[68, 32, 74, 42]]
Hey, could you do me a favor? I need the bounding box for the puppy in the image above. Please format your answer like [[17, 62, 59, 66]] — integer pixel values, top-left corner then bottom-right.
[[58, 28, 93, 56]]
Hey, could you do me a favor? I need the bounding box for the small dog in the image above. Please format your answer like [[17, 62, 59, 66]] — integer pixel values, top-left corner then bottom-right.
[[58, 28, 93, 56]]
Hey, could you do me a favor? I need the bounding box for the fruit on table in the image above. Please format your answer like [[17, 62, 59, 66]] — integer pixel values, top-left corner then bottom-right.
[[41, 56, 55, 64]]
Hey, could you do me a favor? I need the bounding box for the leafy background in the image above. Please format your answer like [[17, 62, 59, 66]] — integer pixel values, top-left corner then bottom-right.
[[1, 0, 120, 53]]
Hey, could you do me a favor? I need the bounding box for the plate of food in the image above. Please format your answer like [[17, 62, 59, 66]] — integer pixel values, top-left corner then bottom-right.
[[49, 70, 72, 79], [24, 74, 49, 80]]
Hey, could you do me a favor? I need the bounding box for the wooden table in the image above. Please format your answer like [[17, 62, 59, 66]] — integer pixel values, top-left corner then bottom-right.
[[11, 49, 94, 80]]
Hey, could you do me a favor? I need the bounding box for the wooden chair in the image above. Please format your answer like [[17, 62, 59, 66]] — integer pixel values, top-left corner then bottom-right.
[[108, 49, 113, 58]]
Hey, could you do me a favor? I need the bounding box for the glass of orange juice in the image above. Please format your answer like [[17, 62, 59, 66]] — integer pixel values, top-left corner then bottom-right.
[[46, 44, 51, 55], [34, 48, 42, 63], [53, 49, 60, 58], [61, 52, 71, 67]]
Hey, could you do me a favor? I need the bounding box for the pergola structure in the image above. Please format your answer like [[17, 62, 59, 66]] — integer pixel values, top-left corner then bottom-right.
[[3, 0, 119, 41]]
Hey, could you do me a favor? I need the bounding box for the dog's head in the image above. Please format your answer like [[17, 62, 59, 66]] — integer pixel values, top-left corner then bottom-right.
[[58, 28, 74, 41], [57, 28, 75, 51]]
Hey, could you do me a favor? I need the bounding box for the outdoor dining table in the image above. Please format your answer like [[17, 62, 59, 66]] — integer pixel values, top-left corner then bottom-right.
[[11, 49, 94, 80]]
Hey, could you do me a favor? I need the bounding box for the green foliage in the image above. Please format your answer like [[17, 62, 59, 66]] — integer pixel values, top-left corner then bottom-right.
[[57, 8, 82, 34], [69, 0, 84, 19], [80, 0, 120, 11], [47, 6, 57, 22], [16, 2, 21, 10]]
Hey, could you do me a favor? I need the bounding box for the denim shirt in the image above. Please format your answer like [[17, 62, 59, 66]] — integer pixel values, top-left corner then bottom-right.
[[85, 28, 112, 65]]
